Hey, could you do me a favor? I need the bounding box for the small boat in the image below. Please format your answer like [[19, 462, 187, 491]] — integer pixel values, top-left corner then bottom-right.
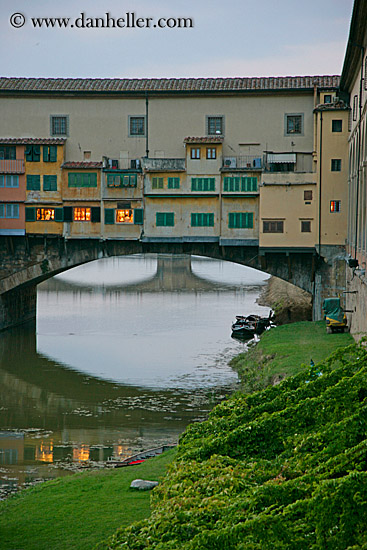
[[231, 313, 273, 339]]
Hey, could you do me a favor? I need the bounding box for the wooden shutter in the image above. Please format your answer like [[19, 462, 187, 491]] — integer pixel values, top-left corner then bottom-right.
[[91, 207, 101, 223], [25, 207, 36, 222], [63, 206, 73, 222], [133, 208, 144, 224], [54, 208, 64, 222], [105, 208, 115, 224]]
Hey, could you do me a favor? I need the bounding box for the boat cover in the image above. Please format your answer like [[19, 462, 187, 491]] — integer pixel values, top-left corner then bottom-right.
[[322, 298, 345, 323]]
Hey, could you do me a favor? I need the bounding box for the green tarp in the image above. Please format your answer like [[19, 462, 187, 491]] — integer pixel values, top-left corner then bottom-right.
[[323, 298, 345, 323]]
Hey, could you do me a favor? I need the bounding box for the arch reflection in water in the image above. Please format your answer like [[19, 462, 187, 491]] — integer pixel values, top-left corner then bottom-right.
[[0, 254, 270, 495]]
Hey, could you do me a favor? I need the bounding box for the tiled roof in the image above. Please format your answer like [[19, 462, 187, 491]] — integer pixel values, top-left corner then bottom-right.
[[314, 100, 350, 111], [0, 137, 66, 144], [184, 136, 224, 143], [62, 161, 102, 169], [0, 76, 340, 94]]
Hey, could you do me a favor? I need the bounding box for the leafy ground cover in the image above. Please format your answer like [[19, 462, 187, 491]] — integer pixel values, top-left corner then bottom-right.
[[230, 320, 353, 393], [0, 448, 177, 550], [99, 338, 367, 549]]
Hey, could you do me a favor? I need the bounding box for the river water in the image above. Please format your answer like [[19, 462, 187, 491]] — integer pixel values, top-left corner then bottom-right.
[[0, 254, 270, 497]]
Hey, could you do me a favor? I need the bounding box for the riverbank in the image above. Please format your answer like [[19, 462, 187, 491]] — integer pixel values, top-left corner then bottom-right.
[[0, 321, 355, 550], [258, 276, 312, 324]]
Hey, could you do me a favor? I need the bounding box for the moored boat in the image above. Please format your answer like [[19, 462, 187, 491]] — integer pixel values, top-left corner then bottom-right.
[[231, 312, 273, 339]]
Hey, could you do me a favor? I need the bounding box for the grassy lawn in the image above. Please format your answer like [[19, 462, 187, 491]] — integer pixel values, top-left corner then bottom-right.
[[0, 448, 177, 550], [230, 320, 353, 391]]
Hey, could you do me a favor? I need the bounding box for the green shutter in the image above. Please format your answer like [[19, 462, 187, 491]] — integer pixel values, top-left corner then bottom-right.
[[130, 174, 137, 187], [156, 212, 164, 226], [27, 175, 40, 190], [25, 146, 32, 161], [191, 213, 198, 227], [43, 175, 57, 191], [168, 177, 179, 189], [33, 146, 40, 162], [63, 206, 72, 222], [54, 208, 64, 222], [223, 177, 229, 191], [91, 207, 101, 223], [43, 146, 49, 162], [133, 208, 144, 225], [166, 213, 174, 226], [241, 177, 257, 192], [208, 213, 214, 226], [156, 212, 174, 226], [25, 207, 36, 222], [105, 208, 115, 224], [50, 146, 57, 162]]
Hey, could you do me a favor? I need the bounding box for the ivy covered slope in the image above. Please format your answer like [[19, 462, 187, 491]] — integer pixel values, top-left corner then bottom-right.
[[99, 342, 367, 550]]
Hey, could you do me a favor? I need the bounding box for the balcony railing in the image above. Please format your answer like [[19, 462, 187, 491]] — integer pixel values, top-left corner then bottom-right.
[[222, 156, 262, 170], [0, 159, 25, 174], [142, 158, 186, 172], [102, 157, 142, 171]]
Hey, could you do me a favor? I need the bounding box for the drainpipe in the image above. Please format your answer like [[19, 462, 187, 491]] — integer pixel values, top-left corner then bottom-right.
[[145, 92, 149, 158], [318, 111, 323, 257], [353, 46, 365, 259]]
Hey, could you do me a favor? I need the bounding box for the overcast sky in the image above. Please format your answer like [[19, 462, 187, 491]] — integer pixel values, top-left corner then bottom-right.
[[1, 0, 354, 79]]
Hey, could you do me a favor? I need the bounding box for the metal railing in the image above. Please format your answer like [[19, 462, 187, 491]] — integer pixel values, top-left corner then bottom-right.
[[222, 156, 262, 170]]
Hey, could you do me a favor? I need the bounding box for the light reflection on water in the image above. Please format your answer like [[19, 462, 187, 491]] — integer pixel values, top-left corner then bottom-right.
[[0, 254, 270, 497]]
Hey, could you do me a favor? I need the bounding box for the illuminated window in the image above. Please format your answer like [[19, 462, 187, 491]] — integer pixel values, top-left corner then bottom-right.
[[330, 200, 341, 213], [191, 148, 200, 159], [206, 147, 217, 159], [115, 209, 133, 223], [74, 207, 91, 221], [37, 208, 55, 221]]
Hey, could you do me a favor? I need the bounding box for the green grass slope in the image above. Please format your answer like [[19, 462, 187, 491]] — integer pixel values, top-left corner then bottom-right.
[[99, 341, 367, 550], [0, 449, 176, 550]]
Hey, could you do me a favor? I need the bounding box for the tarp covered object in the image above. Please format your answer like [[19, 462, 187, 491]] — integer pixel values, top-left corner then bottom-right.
[[322, 298, 345, 323]]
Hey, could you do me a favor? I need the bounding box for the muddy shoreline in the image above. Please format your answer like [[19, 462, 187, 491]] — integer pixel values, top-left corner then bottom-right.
[[258, 276, 312, 325]]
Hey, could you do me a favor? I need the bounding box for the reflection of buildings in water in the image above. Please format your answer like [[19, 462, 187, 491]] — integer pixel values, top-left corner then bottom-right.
[[35, 441, 53, 463], [0, 432, 24, 465], [73, 445, 90, 462], [39, 254, 249, 294]]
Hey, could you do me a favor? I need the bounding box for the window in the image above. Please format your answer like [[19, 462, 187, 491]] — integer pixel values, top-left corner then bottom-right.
[[43, 145, 58, 162], [37, 208, 55, 221], [129, 116, 145, 136], [268, 162, 295, 172], [0, 146, 16, 160], [263, 220, 284, 233], [330, 200, 341, 213], [332, 119, 342, 132], [331, 159, 342, 172], [167, 177, 180, 189], [83, 151, 91, 160], [27, 175, 41, 190], [304, 190, 312, 201], [156, 212, 174, 226], [50, 115, 68, 136], [121, 173, 137, 187], [228, 212, 253, 229], [116, 209, 133, 223], [353, 95, 358, 121], [285, 114, 303, 135], [0, 203, 19, 218], [190, 148, 200, 160], [206, 148, 217, 159], [43, 175, 57, 191], [107, 174, 121, 187], [191, 213, 214, 227], [68, 173, 97, 187], [301, 220, 311, 232], [25, 145, 41, 162], [74, 207, 91, 221], [324, 94, 332, 104], [152, 177, 164, 189], [223, 176, 257, 192], [191, 177, 215, 192], [207, 116, 224, 135], [0, 175, 19, 188]]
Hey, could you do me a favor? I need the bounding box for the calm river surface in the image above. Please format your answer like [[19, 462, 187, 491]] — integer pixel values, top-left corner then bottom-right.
[[0, 254, 270, 497]]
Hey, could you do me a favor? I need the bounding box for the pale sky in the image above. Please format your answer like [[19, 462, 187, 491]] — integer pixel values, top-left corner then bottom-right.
[[0, 0, 354, 79]]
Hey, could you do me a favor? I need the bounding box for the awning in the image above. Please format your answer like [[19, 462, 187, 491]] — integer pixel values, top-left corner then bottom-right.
[[267, 153, 296, 163]]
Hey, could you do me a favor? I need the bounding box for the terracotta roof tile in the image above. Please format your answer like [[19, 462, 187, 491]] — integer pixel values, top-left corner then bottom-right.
[[0, 76, 340, 94], [62, 161, 102, 169], [0, 137, 66, 144]]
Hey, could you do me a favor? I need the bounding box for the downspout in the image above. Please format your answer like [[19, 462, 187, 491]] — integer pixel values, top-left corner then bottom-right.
[[353, 45, 365, 259], [318, 111, 323, 256], [145, 92, 149, 158]]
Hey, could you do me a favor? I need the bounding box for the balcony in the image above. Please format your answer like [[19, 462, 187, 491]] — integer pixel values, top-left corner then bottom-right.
[[142, 158, 186, 172], [0, 159, 25, 174], [102, 157, 142, 171], [222, 156, 262, 170]]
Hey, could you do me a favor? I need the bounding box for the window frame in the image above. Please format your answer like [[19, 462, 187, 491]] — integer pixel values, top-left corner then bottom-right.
[[191, 213, 214, 227], [331, 159, 342, 172], [115, 208, 134, 224], [128, 115, 146, 137], [156, 212, 174, 227], [285, 113, 304, 136], [73, 207, 92, 222], [43, 175, 57, 191], [50, 115, 69, 137], [330, 200, 341, 213], [304, 190, 313, 201], [190, 148, 201, 160], [301, 220, 311, 233], [332, 119, 343, 133], [263, 220, 284, 233], [206, 115, 224, 136], [206, 147, 217, 160], [0, 203, 19, 219], [36, 208, 56, 221], [228, 212, 254, 229]]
